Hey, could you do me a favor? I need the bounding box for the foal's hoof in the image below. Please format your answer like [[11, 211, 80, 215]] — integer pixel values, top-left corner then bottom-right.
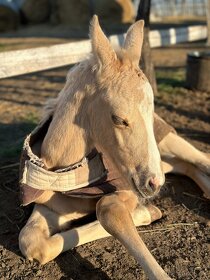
[[132, 204, 162, 226], [196, 170, 210, 200], [203, 190, 210, 200], [147, 205, 162, 222], [197, 153, 210, 175]]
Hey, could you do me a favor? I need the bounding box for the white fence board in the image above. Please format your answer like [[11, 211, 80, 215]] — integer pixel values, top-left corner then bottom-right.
[[149, 25, 207, 47], [0, 40, 91, 79], [0, 25, 207, 79]]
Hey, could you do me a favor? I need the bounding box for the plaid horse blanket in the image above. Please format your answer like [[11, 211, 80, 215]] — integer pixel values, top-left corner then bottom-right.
[[19, 113, 176, 205]]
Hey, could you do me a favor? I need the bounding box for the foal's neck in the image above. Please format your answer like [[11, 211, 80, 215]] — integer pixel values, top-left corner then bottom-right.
[[41, 63, 94, 170]]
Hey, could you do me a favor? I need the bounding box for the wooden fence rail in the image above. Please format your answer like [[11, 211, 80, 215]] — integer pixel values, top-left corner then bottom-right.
[[0, 25, 207, 79]]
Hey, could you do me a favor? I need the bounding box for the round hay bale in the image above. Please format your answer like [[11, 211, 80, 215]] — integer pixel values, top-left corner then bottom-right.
[[51, 0, 134, 26], [54, 0, 90, 25], [21, 0, 50, 23], [94, 0, 134, 23], [0, 1, 19, 31], [186, 51, 210, 92]]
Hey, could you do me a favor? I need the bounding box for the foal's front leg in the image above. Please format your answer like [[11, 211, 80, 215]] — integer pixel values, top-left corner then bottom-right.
[[96, 191, 172, 280], [19, 197, 162, 264], [19, 192, 98, 264], [19, 204, 68, 264]]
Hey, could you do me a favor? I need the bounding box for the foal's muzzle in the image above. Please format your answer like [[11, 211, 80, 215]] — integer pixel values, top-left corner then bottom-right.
[[131, 173, 165, 199]]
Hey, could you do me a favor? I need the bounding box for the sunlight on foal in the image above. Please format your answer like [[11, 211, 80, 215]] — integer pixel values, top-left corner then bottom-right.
[[18, 15, 209, 280], [19, 15, 171, 280]]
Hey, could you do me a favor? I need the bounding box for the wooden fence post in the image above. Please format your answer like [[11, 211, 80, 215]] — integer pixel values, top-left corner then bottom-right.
[[207, 0, 210, 46], [136, 0, 158, 96]]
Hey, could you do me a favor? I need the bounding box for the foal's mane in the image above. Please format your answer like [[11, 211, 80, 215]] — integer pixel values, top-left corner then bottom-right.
[[42, 58, 93, 121]]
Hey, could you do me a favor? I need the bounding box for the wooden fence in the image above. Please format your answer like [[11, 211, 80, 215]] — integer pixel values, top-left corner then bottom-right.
[[0, 25, 207, 79]]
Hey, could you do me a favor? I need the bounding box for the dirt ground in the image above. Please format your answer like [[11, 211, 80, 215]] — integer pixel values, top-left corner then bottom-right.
[[0, 38, 209, 280]]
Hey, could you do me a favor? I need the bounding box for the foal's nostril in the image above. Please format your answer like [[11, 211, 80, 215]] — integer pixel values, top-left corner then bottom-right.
[[148, 177, 161, 192]]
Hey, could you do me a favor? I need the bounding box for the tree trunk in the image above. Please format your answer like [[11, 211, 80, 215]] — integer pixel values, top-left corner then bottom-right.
[[207, 0, 210, 46], [136, 0, 158, 95]]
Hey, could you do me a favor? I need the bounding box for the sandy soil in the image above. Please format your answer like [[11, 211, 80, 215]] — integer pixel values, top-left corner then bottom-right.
[[0, 40, 209, 280]]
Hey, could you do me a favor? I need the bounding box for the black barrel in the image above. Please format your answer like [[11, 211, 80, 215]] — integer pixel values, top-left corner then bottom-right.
[[186, 51, 210, 92]]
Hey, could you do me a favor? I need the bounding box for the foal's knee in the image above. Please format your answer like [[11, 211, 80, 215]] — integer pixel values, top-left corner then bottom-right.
[[96, 191, 138, 235], [97, 191, 138, 214]]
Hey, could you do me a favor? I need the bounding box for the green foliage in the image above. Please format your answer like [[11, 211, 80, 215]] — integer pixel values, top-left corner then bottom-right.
[[0, 44, 5, 52], [156, 68, 185, 94], [23, 113, 39, 126]]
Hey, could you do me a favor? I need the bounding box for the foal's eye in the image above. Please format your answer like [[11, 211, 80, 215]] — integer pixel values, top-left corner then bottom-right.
[[111, 115, 129, 127]]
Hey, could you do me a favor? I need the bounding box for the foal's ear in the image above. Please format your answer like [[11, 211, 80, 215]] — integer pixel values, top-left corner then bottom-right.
[[123, 20, 144, 66], [90, 15, 116, 67]]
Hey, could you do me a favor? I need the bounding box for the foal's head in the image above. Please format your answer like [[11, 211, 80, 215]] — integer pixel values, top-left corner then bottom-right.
[[89, 16, 164, 198]]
